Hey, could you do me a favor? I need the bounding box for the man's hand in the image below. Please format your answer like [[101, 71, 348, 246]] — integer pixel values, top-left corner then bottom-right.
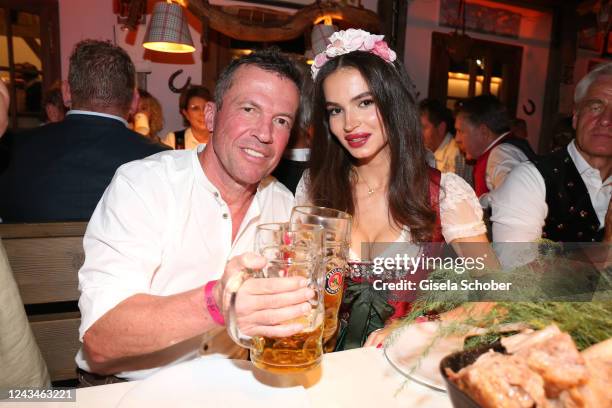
[[218, 252, 315, 338]]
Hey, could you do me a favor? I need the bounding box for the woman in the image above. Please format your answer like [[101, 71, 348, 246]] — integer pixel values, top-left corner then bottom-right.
[[132, 89, 164, 143], [163, 85, 211, 149], [295, 30, 491, 349]]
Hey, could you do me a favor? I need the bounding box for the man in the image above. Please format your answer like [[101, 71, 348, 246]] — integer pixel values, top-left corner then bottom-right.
[[76, 49, 312, 383], [419, 98, 472, 185], [455, 95, 537, 207], [0, 40, 169, 222], [491, 63, 612, 243]]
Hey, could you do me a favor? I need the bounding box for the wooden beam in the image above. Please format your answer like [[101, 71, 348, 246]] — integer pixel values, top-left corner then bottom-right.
[[23, 37, 42, 61], [185, 0, 380, 42], [0, 23, 40, 39]]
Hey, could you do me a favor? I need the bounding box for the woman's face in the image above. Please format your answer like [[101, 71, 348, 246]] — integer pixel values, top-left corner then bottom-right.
[[323, 67, 388, 162], [182, 96, 207, 132]]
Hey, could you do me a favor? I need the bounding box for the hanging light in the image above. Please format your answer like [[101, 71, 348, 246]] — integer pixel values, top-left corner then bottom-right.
[[306, 15, 337, 64], [143, 1, 195, 53]]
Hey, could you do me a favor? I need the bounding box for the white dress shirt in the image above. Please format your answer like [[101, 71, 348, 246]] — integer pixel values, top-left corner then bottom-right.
[[491, 140, 612, 243], [479, 132, 530, 208], [76, 145, 294, 380], [433, 133, 473, 186], [162, 127, 207, 150]]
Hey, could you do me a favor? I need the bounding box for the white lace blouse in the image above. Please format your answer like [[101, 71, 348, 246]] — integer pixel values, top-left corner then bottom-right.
[[294, 171, 486, 243]]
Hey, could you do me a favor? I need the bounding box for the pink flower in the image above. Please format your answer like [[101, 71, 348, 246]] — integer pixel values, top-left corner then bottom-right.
[[314, 52, 328, 68], [311, 29, 397, 79], [371, 40, 397, 63]]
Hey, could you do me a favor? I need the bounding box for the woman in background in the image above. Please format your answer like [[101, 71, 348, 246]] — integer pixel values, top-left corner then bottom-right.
[[163, 85, 211, 149], [131, 88, 164, 143]]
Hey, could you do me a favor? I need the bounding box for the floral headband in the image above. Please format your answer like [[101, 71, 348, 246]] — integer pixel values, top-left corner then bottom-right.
[[311, 29, 397, 79]]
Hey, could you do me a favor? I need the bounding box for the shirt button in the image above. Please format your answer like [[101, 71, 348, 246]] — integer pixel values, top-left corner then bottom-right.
[[222, 213, 229, 219], [214, 192, 219, 198]]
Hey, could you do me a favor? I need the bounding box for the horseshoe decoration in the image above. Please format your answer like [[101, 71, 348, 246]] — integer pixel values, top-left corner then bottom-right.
[[168, 69, 192, 94], [522, 99, 536, 116]]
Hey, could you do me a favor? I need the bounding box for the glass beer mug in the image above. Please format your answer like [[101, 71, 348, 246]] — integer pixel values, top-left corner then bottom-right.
[[290, 206, 352, 352], [225, 223, 325, 373]]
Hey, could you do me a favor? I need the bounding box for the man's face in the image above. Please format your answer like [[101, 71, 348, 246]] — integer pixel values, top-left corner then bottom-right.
[[455, 113, 487, 160], [420, 113, 445, 152], [573, 75, 612, 163], [206, 65, 299, 187]]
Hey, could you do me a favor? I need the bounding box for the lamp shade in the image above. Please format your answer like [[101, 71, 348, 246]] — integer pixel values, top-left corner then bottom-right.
[[311, 23, 337, 55], [143, 2, 195, 53]]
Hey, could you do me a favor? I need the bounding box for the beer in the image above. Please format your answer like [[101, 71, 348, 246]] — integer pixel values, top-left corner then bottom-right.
[[323, 253, 347, 342], [251, 311, 324, 374]]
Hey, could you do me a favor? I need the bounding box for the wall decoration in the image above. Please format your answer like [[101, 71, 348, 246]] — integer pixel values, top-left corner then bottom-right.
[[439, 0, 521, 39]]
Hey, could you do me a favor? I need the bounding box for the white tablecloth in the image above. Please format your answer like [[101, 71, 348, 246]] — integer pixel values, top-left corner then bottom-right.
[[0, 347, 451, 408]]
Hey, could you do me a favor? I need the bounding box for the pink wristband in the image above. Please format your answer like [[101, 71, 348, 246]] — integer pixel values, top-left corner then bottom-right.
[[204, 280, 225, 326]]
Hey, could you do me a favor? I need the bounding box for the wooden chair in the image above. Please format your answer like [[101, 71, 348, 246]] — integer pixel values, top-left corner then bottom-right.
[[0, 222, 87, 383]]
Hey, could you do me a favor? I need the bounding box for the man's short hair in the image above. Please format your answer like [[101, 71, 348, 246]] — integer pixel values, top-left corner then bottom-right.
[[68, 40, 135, 112], [419, 98, 455, 134], [455, 94, 510, 135], [214, 48, 302, 110], [574, 62, 612, 104]]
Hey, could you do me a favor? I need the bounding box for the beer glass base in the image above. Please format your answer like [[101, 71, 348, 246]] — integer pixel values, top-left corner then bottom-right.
[[252, 357, 321, 374]]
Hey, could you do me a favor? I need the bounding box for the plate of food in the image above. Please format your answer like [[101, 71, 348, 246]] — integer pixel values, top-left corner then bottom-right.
[[441, 324, 612, 408], [384, 321, 467, 392]]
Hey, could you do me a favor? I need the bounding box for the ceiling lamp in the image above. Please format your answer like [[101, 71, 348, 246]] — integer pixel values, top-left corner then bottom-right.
[[306, 15, 337, 64], [143, 1, 195, 53]]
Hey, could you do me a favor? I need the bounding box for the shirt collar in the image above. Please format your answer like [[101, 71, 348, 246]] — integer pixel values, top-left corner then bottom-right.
[[435, 133, 453, 153], [567, 140, 612, 185], [283, 148, 310, 162], [483, 131, 511, 154], [67, 110, 128, 127]]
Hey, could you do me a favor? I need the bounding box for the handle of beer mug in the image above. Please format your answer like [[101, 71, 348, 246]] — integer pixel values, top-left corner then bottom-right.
[[223, 267, 256, 349]]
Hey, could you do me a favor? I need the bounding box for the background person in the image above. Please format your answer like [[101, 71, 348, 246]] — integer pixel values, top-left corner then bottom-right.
[[0, 40, 169, 222], [163, 85, 212, 149], [454, 95, 537, 208], [491, 62, 612, 244]]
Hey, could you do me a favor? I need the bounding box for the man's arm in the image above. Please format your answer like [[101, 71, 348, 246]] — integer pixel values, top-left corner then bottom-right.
[[83, 253, 314, 374], [486, 144, 529, 191], [490, 162, 547, 242]]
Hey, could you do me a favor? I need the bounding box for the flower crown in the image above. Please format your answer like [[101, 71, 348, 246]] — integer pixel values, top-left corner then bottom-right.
[[311, 29, 397, 79]]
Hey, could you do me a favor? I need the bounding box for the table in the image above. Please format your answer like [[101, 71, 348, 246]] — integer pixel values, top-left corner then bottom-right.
[[0, 347, 451, 407]]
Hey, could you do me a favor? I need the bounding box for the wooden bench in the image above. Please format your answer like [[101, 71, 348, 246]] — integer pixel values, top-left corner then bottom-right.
[[0, 222, 87, 383]]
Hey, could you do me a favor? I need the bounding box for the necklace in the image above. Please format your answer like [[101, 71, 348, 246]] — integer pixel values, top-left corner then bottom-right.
[[355, 169, 378, 197]]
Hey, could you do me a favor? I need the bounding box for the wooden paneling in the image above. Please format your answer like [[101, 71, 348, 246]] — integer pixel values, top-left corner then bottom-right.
[[0, 222, 85, 383], [30, 314, 81, 381], [1, 236, 83, 304], [0, 222, 87, 239]]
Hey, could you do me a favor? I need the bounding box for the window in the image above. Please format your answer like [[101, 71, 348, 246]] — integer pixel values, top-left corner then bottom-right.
[[0, 0, 61, 130]]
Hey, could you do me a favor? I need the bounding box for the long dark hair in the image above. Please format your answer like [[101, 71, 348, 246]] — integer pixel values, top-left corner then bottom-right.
[[308, 51, 436, 242]]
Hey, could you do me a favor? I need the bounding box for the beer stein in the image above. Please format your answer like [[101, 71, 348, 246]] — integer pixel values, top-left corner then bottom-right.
[[225, 223, 325, 373], [290, 206, 352, 351]]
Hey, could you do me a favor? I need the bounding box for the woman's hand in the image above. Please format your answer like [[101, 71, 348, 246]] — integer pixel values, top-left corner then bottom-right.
[[363, 325, 395, 348], [218, 252, 316, 338]]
